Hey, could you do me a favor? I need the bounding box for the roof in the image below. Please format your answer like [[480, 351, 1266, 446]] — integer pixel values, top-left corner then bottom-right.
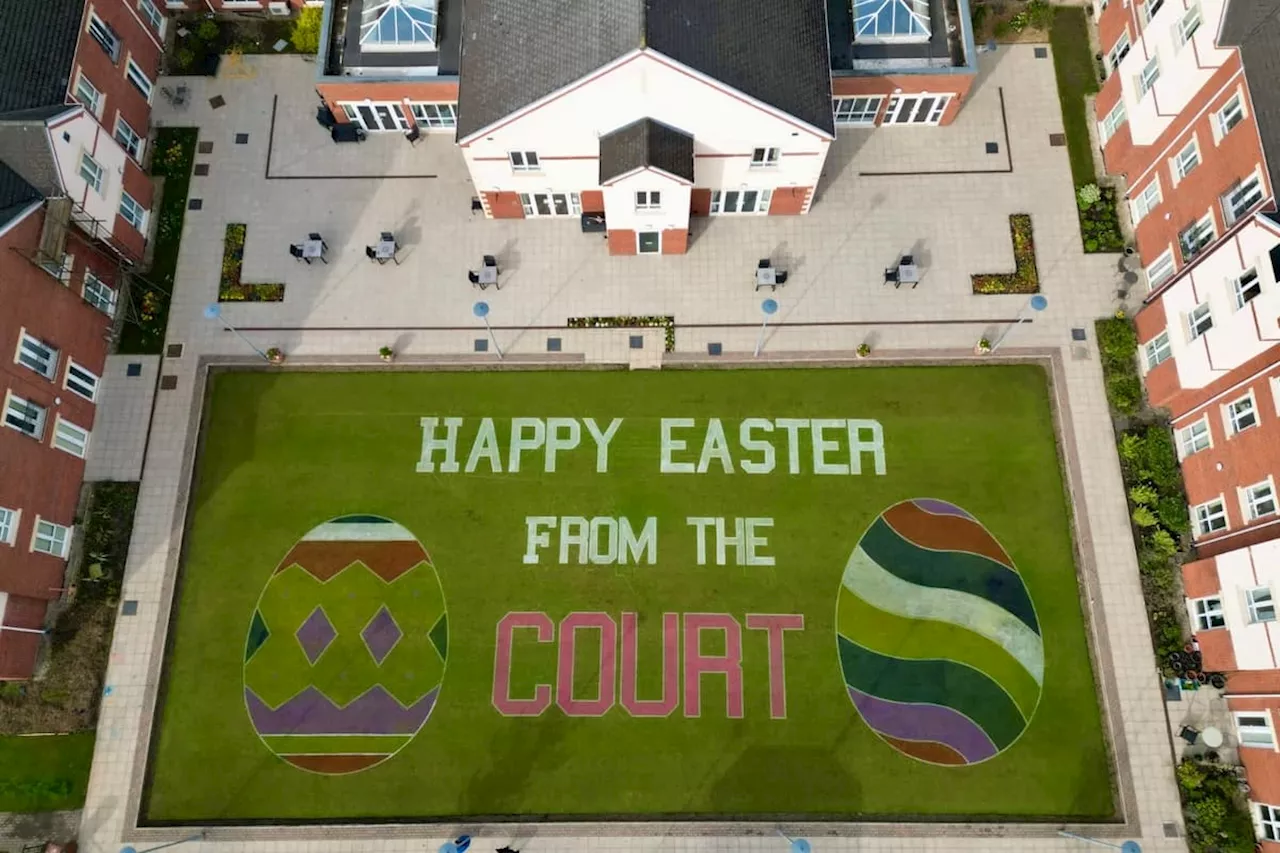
[[0, 114, 65, 200], [0, 161, 43, 233], [599, 118, 695, 184], [456, 0, 834, 140], [1219, 0, 1280, 200], [0, 0, 84, 113], [339, 0, 461, 74]]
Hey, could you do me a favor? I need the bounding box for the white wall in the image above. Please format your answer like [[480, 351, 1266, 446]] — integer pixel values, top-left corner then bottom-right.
[[50, 110, 128, 239], [1153, 218, 1280, 390], [463, 50, 831, 200], [1114, 0, 1231, 147], [1217, 540, 1280, 670], [602, 171, 691, 232]]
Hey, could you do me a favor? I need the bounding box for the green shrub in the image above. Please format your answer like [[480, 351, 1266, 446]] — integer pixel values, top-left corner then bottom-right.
[[1105, 372, 1142, 415], [971, 215, 1040, 294], [1128, 484, 1157, 506], [1146, 528, 1178, 560], [291, 7, 323, 54], [1131, 505, 1158, 528], [196, 18, 220, 41], [1134, 427, 1181, 491], [1157, 497, 1190, 537], [1026, 0, 1054, 29], [1117, 432, 1141, 465], [1076, 183, 1102, 208], [1177, 759, 1257, 852], [1096, 315, 1138, 369]]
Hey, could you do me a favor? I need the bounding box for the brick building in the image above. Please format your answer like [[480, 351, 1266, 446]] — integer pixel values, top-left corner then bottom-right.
[[1099, 0, 1280, 844], [0, 0, 162, 679]]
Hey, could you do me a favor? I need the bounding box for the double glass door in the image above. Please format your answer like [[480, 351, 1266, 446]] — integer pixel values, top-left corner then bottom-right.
[[883, 94, 950, 125], [342, 102, 410, 132]]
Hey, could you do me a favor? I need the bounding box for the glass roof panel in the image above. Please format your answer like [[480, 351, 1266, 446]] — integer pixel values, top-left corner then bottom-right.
[[852, 0, 932, 42], [360, 0, 438, 51]]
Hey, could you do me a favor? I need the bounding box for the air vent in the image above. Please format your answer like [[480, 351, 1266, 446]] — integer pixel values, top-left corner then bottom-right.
[[268, 1, 291, 15]]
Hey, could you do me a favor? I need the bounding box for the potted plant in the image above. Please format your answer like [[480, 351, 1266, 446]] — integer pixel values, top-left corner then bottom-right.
[[856, 342, 871, 358], [975, 337, 992, 355], [379, 345, 395, 362], [266, 346, 285, 364]]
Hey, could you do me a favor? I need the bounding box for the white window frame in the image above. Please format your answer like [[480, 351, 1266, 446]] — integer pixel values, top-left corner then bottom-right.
[[1100, 100, 1128, 143], [73, 71, 103, 117], [750, 147, 780, 168], [1272, 375, 1280, 417], [82, 270, 116, 315], [1193, 497, 1228, 537], [1179, 213, 1216, 262], [634, 191, 661, 211], [508, 151, 539, 172], [1177, 416, 1211, 457], [1141, 0, 1165, 23], [125, 57, 153, 102], [1144, 330, 1172, 369], [832, 96, 882, 125], [119, 191, 147, 231], [64, 361, 100, 402], [1175, 2, 1201, 47], [1215, 93, 1246, 143], [1131, 176, 1162, 222], [1108, 30, 1131, 71], [3, 391, 47, 440], [15, 331, 59, 380], [1234, 267, 1262, 309], [87, 12, 121, 62], [1189, 595, 1225, 631], [138, 0, 166, 33], [80, 152, 105, 194], [1243, 478, 1277, 521], [1224, 171, 1265, 226], [1171, 137, 1200, 183], [52, 416, 90, 459], [1136, 54, 1161, 97], [709, 188, 773, 216], [0, 507, 17, 546], [517, 192, 581, 218], [114, 114, 144, 161], [1145, 247, 1175, 289], [1225, 391, 1259, 435], [1259, 803, 1280, 841], [1246, 587, 1278, 624], [31, 517, 71, 559], [410, 102, 457, 129], [1187, 301, 1213, 340]]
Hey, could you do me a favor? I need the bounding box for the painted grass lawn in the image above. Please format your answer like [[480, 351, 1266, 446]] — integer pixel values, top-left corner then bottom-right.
[[146, 366, 1113, 823], [0, 732, 95, 812]]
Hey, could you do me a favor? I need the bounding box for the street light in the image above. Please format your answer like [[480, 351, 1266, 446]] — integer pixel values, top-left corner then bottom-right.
[[203, 303, 269, 361], [120, 831, 206, 853], [990, 293, 1048, 353], [473, 301, 503, 359], [1058, 830, 1141, 853], [754, 298, 779, 358]]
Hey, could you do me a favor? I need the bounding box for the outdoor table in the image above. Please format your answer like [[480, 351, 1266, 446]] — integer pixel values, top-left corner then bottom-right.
[[755, 267, 777, 289], [376, 239, 398, 261], [1201, 726, 1224, 749], [478, 266, 498, 286], [898, 263, 920, 285], [303, 238, 327, 263]]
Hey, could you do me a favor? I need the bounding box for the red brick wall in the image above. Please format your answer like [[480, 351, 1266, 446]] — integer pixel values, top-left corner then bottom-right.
[[1229, 697, 1280, 803], [690, 189, 711, 217], [483, 192, 524, 219], [769, 187, 811, 215], [830, 73, 973, 126], [661, 228, 687, 255], [580, 191, 604, 214], [607, 230, 637, 255], [316, 81, 460, 125]]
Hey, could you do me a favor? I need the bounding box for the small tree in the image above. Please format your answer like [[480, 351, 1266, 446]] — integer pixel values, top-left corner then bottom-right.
[[291, 7, 323, 55]]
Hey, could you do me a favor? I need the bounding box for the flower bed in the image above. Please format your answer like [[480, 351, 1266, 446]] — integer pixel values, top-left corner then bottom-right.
[[1078, 184, 1126, 254], [971, 214, 1039, 294], [567, 315, 676, 352], [218, 223, 284, 302]]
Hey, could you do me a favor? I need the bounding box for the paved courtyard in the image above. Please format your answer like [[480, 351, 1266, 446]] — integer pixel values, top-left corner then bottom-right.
[[77, 44, 1189, 853]]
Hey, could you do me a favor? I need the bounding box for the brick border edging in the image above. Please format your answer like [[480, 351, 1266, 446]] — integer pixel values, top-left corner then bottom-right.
[[120, 349, 1142, 842]]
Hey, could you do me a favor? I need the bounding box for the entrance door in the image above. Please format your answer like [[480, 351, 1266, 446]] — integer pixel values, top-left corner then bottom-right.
[[638, 231, 661, 254], [884, 95, 951, 125], [521, 193, 582, 218], [351, 102, 409, 132]]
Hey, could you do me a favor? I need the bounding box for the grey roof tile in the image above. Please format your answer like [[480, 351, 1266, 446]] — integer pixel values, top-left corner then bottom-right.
[[599, 117, 695, 183], [1220, 0, 1280, 198], [0, 0, 85, 114], [0, 161, 43, 233]]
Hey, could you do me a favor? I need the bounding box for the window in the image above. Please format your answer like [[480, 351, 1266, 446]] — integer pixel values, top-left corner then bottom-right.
[[1141, 0, 1165, 22], [1237, 711, 1277, 747], [1131, 177, 1162, 222], [126, 59, 153, 101], [832, 96, 882, 125], [1245, 480, 1277, 520], [709, 188, 773, 215], [1178, 418, 1211, 457], [65, 362, 99, 402], [1144, 330, 1172, 369], [0, 507, 15, 546], [1193, 498, 1227, 536], [1146, 248, 1175, 289], [1191, 596, 1225, 630], [87, 13, 121, 61], [517, 192, 580, 218], [1100, 100, 1128, 142], [1260, 804, 1280, 841], [1226, 393, 1258, 434], [1224, 173, 1264, 225], [1247, 587, 1277, 624], [1216, 94, 1245, 139], [1172, 138, 1199, 181], [4, 393, 47, 439], [16, 332, 59, 380], [79, 153, 105, 194], [114, 115, 143, 160], [410, 103, 456, 128], [31, 518, 70, 558], [83, 271, 116, 315], [750, 147, 780, 168], [1108, 31, 1131, 71], [138, 0, 165, 32], [635, 191, 660, 211], [1137, 55, 1160, 97], [508, 151, 539, 171], [1187, 302, 1213, 340], [119, 191, 147, 231], [1234, 268, 1262, 309], [1176, 3, 1201, 45], [74, 73, 102, 116], [52, 417, 90, 458], [1179, 214, 1216, 262]]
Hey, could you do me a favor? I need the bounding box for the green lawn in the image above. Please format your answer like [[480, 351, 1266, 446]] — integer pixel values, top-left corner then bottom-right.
[[146, 367, 1113, 823], [0, 732, 95, 812], [1050, 7, 1100, 188]]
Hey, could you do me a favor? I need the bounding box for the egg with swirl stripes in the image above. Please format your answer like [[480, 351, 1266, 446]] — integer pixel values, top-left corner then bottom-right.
[[836, 498, 1043, 766]]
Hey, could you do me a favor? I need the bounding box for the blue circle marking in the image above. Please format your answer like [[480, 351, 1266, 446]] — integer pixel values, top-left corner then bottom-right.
[[473, 302, 490, 318], [1120, 843, 1142, 853], [203, 303, 222, 320], [762, 299, 779, 315], [789, 840, 811, 853], [1030, 295, 1048, 311]]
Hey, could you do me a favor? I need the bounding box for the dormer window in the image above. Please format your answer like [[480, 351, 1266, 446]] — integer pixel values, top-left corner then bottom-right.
[[360, 0, 438, 51]]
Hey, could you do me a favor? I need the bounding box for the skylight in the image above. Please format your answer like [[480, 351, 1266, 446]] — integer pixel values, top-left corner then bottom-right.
[[852, 0, 932, 43], [360, 0, 438, 51]]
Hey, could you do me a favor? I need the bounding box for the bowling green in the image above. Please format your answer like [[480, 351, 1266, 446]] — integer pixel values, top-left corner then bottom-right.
[[145, 366, 1114, 823]]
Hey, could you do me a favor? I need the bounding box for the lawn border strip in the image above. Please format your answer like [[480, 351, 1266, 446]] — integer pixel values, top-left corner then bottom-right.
[[123, 350, 1138, 841]]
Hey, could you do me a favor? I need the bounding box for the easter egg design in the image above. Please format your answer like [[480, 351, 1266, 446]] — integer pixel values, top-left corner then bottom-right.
[[243, 515, 447, 775], [836, 498, 1043, 766]]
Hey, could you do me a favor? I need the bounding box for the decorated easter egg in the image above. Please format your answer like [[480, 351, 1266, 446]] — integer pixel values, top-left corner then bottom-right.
[[243, 515, 447, 774], [836, 498, 1042, 766]]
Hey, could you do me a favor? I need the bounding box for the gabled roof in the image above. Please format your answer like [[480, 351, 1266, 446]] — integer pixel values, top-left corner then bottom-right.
[[599, 118, 694, 184], [0, 113, 66, 200], [1219, 0, 1280, 202], [0, 161, 43, 234], [456, 0, 834, 141], [0, 0, 84, 114]]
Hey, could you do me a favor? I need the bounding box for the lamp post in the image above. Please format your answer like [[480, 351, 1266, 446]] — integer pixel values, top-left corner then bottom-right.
[[754, 298, 779, 358], [990, 294, 1048, 353], [473, 301, 503, 359], [120, 831, 206, 853], [203, 303, 268, 361], [1057, 831, 1141, 853]]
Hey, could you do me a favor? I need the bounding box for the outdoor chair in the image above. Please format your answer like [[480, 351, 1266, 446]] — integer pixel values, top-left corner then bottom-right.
[[483, 255, 498, 268], [289, 244, 307, 263], [468, 271, 481, 285], [884, 267, 900, 288], [774, 271, 789, 286], [365, 246, 379, 263], [758, 259, 771, 269], [405, 126, 421, 146]]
